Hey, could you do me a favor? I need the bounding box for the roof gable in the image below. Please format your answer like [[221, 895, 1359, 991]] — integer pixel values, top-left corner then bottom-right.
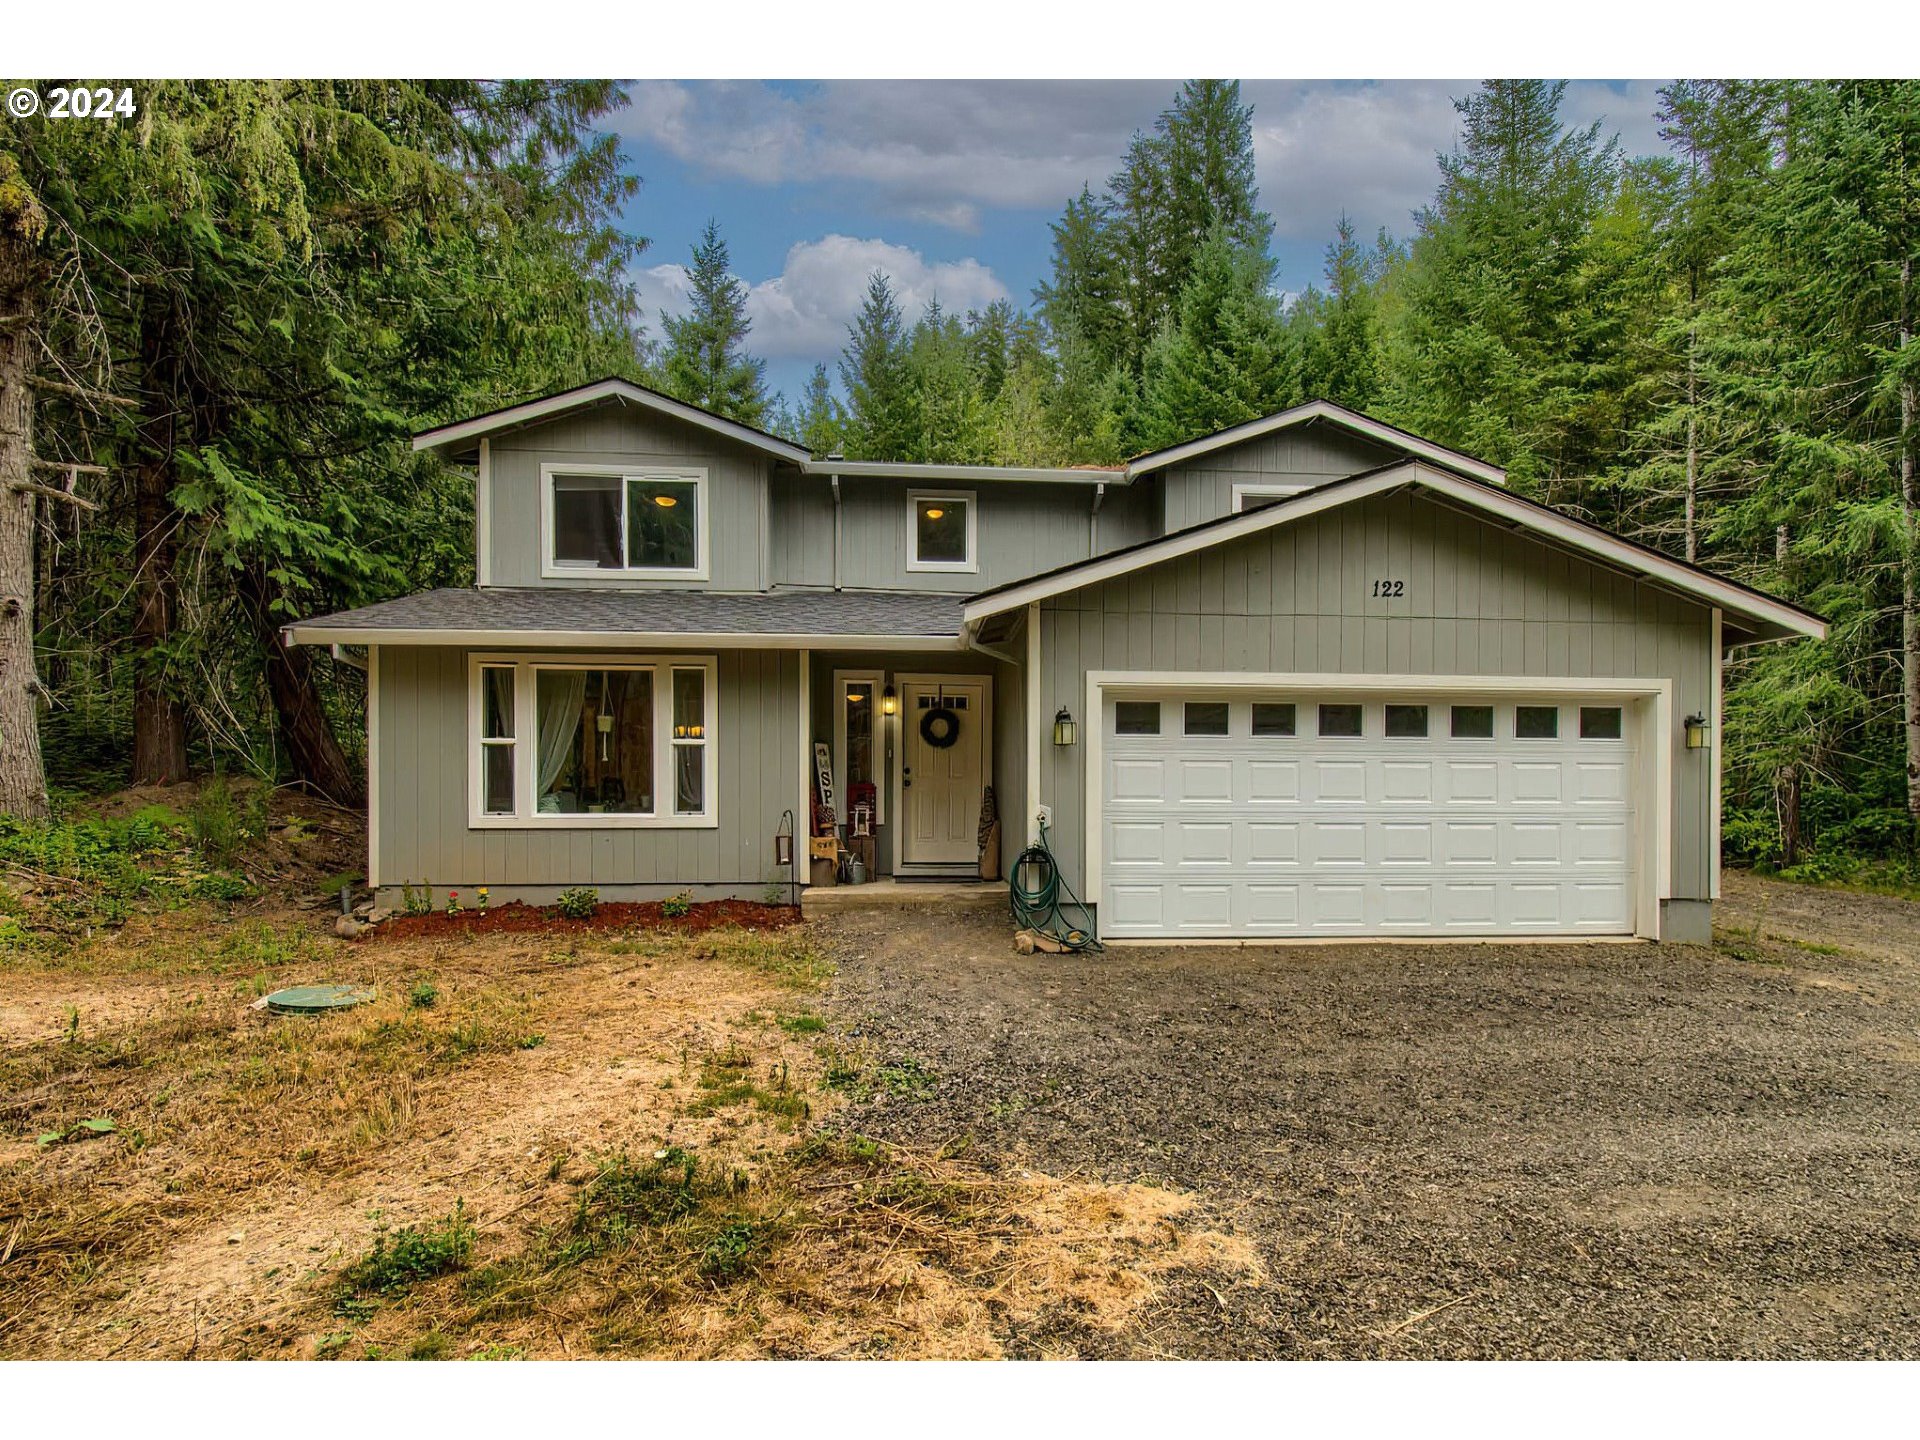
[[963, 459, 1826, 644], [1124, 399, 1507, 485], [412, 377, 810, 465]]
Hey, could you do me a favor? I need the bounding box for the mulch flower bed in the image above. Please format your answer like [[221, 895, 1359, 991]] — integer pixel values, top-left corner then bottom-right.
[[363, 899, 801, 942]]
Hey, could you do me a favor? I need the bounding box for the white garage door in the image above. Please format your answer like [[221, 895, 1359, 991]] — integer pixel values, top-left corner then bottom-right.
[[1100, 693, 1639, 939]]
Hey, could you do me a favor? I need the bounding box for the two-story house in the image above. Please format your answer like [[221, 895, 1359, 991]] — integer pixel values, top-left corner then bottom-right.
[[287, 377, 1825, 943]]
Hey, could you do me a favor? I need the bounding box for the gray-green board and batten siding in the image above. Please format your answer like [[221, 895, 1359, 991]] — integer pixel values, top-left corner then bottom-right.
[[1031, 488, 1717, 936], [372, 645, 803, 903]]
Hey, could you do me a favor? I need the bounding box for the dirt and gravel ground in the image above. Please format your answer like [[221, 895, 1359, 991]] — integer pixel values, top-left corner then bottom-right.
[[812, 874, 1920, 1359]]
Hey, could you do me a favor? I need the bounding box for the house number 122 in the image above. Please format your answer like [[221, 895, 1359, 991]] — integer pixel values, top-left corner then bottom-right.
[[1371, 578, 1406, 598]]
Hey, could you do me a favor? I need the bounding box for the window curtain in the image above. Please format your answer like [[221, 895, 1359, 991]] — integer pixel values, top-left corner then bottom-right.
[[536, 671, 588, 804]]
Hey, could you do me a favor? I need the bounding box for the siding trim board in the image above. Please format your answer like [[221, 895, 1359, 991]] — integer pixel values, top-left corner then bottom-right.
[[965, 462, 1826, 644], [295, 628, 963, 651]]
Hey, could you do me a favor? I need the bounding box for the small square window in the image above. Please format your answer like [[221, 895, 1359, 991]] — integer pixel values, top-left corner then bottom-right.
[[1451, 705, 1494, 739], [1319, 703, 1363, 738], [1251, 703, 1296, 737], [1516, 705, 1559, 739], [1115, 701, 1160, 736], [1384, 704, 1429, 738], [1184, 702, 1230, 737], [912, 495, 973, 568], [1580, 706, 1624, 740]]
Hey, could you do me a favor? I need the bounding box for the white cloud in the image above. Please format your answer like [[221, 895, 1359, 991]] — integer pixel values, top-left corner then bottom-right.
[[621, 79, 1678, 243], [635, 234, 1010, 362]]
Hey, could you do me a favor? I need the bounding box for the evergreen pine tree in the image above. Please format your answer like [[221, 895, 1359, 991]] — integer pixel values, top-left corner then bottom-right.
[[838, 272, 918, 460], [792, 363, 846, 456], [660, 219, 769, 425], [1298, 215, 1383, 410]]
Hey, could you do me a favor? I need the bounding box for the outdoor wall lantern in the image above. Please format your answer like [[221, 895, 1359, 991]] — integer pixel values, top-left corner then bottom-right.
[[1053, 706, 1077, 747], [775, 809, 795, 868], [881, 683, 898, 716], [1684, 713, 1710, 750]]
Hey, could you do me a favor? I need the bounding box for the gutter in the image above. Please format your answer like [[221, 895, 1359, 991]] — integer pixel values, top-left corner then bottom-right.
[[830, 470, 842, 591], [282, 624, 965, 653], [1089, 480, 1106, 554]]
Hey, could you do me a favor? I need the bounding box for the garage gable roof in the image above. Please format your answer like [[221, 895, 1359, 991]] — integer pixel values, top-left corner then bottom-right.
[[412, 377, 811, 464], [1123, 399, 1507, 485], [963, 459, 1828, 644]]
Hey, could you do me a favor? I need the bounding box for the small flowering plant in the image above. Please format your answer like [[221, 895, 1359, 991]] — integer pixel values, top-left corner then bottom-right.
[[476, 886, 490, 914], [446, 889, 462, 916]]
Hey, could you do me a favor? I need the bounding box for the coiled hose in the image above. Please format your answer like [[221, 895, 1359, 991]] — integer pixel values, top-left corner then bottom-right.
[[1009, 819, 1103, 953]]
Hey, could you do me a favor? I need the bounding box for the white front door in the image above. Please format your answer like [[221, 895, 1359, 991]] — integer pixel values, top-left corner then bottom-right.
[[1101, 691, 1639, 938], [901, 677, 987, 868]]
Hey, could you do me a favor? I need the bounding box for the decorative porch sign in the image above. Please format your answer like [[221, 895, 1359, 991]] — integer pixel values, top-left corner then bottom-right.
[[813, 741, 837, 816]]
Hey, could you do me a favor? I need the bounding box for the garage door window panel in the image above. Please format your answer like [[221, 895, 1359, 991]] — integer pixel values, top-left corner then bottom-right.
[[1580, 706, 1624, 740], [1451, 705, 1494, 739], [1318, 704, 1363, 738], [1384, 704, 1429, 738], [1251, 703, 1296, 737], [1516, 706, 1560, 739], [1115, 701, 1160, 736], [1184, 702, 1230, 737]]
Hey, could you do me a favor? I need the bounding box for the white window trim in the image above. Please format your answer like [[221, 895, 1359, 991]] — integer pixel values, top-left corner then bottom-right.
[[1230, 481, 1309, 512], [539, 462, 711, 581], [466, 652, 718, 829], [833, 669, 887, 825], [906, 489, 978, 573]]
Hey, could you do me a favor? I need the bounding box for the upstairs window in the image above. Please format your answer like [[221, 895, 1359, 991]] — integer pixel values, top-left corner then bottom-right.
[[909, 491, 976, 572], [544, 466, 706, 578]]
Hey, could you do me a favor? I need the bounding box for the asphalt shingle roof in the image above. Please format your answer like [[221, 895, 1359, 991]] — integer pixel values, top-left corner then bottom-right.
[[286, 587, 965, 641]]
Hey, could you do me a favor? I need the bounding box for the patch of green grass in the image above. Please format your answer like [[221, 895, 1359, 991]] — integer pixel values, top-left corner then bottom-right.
[[1773, 934, 1847, 956], [697, 1219, 774, 1282], [406, 1330, 453, 1360], [468, 1342, 526, 1361], [822, 1051, 936, 1102], [777, 1011, 826, 1035], [339, 1201, 475, 1300], [408, 980, 439, 1009], [684, 1048, 810, 1125]]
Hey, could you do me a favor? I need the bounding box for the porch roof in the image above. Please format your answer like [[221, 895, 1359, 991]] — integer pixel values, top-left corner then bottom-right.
[[282, 586, 967, 651]]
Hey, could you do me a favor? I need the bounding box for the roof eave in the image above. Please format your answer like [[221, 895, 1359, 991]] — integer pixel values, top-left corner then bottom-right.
[[963, 460, 1826, 643], [282, 623, 962, 651], [1123, 399, 1508, 485], [410, 379, 810, 465]]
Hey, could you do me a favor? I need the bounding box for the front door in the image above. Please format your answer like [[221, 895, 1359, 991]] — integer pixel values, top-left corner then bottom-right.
[[901, 677, 988, 869]]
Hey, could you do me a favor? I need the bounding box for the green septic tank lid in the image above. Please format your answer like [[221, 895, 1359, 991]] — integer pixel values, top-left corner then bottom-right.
[[266, 984, 375, 1015]]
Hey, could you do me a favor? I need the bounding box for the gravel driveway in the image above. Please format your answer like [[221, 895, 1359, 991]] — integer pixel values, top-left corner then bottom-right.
[[811, 873, 1920, 1359]]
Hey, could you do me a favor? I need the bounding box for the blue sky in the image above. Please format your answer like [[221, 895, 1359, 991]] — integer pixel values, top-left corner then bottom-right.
[[614, 80, 1670, 402]]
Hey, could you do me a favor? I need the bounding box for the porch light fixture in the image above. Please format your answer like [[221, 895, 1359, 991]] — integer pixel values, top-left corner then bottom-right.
[[1053, 706, 1077, 747], [653, 493, 678, 507], [881, 684, 897, 716], [1684, 713, 1710, 750], [924, 506, 944, 519]]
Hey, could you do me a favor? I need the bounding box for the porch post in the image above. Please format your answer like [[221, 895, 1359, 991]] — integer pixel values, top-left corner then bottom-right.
[[798, 648, 811, 890], [1025, 602, 1041, 845]]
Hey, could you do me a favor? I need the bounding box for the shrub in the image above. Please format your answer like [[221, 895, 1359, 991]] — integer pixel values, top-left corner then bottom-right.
[[555, 887, 598, 920], [661, 889, 694, 919], [188, 775, 257, 866], [408, 980, 439, 1010]]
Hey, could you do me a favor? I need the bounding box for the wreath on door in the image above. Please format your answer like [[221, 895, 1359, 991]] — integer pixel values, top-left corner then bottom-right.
[[919, 704, 962, 749]]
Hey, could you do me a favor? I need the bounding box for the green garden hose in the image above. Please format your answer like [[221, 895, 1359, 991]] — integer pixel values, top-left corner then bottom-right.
[[1009, 819, 1103, 953]]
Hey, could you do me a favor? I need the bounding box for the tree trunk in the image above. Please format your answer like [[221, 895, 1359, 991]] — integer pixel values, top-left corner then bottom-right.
[[236, 562, 359, 806], [1901, 252, 1919, 822], [0, 203, 50, 819], [1778, 763, 1802, 869], [131, 292, 189, 786]]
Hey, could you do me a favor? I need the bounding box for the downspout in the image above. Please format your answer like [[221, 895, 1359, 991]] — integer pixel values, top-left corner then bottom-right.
[[1089, 480, 1106, 555], [830, 470, 842, 591]]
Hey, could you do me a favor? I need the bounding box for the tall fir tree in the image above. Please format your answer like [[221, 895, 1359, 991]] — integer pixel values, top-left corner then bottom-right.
[[790, 363, 846, 456], [659, 219, 769, 425], [838, 273, 918, 460], [1297, 215, 1384, 411], [1136, 227, 1298, 452]]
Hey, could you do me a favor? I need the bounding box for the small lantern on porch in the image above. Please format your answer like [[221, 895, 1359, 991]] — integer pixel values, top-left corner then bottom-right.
[[881, 683, 898, 716], [1053, 706, 1077, 747], [1684, 713, 1710, 750], [774, 809, 795, 868]]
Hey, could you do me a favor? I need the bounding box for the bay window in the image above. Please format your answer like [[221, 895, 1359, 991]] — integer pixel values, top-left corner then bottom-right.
[[543, 464, 707, 578], [469, 655, 717, 827]]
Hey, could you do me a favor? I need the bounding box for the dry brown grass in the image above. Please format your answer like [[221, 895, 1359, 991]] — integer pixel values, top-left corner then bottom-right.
[[1, 910, 1250, 1360]]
